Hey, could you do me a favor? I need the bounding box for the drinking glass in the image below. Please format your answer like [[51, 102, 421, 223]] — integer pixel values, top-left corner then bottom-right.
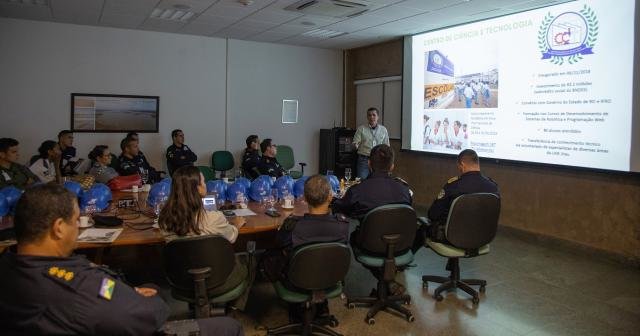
[[344, 168, 352, 181], [266, 194, 276, 212]]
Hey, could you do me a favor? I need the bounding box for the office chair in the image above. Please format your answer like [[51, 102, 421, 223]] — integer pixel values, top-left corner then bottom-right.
[[163, 235, 248, 318], [197, 166, 216, 182], [347, 204, 416, 324], [268, 242, 351, 336], [422, 193, 500, 305], [211, 151, 234, 178], [275, 145, 306, 179]]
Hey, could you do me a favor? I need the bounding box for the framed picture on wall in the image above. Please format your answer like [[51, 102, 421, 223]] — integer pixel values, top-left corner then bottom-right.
[[71, 93, 159, 132]]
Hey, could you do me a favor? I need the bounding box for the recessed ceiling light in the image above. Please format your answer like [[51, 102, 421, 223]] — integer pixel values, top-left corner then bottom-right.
[[150, 7, 196, 22], [302, 29, 346, 39]]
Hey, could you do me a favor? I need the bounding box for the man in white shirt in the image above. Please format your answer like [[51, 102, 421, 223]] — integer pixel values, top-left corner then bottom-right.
[[450, 121, 465, 149], [463, 83, 475, 108], [353, 107, 390, 179]]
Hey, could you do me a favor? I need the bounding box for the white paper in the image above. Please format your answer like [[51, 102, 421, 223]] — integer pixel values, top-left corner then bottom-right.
[[232, 209, 257, 217], [77, 228, 123, 243]]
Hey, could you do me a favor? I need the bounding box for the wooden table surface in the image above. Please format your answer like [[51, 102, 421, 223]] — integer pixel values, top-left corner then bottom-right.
[[0, 190, 308, 251]]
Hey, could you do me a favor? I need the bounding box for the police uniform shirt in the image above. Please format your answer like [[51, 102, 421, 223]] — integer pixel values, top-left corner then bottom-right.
[[59, 146, 77, 176], [241, 149, 261, 179], [166, 144, 197, 175], [118, 153, 157, 179], [0, 162, 39, 189], [257, 156, 286, 178], [280, 213, 350, 248], [331, 171, 412, 220], [428, 170, 499, 224], [0, 251, 169, 335]]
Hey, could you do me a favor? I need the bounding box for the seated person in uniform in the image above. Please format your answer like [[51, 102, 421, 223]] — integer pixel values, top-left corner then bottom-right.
[[0, 138, 39, 189], [87, 145, 119, 184], [331, 144, 412, 221], [29, 140, 61, 184], [57, 130, 87, 176], [262, 175, 349, 323], [117, 137, 160, 183], [166, 129, 198, 176], [158, 166, 249, 309], [0, 184, 244, 336], [241, 135, 261, 179], [421, 149, 499, 244], [257, 138, 286, 178]]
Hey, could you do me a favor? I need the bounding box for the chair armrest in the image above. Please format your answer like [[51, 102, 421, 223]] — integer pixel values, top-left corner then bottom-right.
[[382, 233, 400, 244], [418, 217, 429, 226], [188, 267, 211, 279]]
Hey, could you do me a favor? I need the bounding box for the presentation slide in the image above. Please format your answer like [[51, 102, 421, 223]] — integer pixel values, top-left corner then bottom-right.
[[402, 0, 638, 172]]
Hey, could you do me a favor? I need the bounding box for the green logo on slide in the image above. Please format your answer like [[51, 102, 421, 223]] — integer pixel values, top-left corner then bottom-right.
[[538, 4, 598, 65]]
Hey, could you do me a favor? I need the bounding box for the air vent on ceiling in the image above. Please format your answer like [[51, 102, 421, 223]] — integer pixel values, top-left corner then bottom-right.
[[285, 0, 371, 18]]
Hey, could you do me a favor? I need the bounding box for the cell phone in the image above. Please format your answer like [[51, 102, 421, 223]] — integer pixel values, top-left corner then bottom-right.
[[202, 197, 216, 211], [265, 210, 281, 217]]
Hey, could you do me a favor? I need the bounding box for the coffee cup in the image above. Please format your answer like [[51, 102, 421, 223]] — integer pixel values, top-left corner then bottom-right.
[[79, 216, 90, 228], [284, 198, 293, 208], [222, 177, 229, 183], [132, 185, 139, 192], [142, 184, 151, 192]]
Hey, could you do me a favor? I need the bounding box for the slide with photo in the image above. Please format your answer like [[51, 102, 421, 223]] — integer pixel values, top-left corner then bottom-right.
[[402, 0, 638, 172]]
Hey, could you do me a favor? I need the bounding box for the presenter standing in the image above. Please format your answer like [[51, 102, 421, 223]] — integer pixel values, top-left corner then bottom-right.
[[353, 107, 389, 179]]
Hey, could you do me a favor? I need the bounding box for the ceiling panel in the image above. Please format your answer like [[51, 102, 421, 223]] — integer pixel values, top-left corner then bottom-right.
[[0, 0, 574, 50], [102, 0, 159, 15], [251, 30, 293, 42], [244, 8, 302, 23], [0, 3, 53, 20], [100, 12, 147, 28], [51, 0, 103, 24]]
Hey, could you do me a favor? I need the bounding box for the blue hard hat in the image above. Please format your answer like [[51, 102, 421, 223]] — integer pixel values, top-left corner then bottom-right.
[[0, 186, 23, 213], [80, 183, 112, 212], [147, 181, 171, 208], [273, 175, 294, 199], [256, 175, 274, 188], [63, 180, 83, 198], [326, 174, 339, 193], [0, 194, 8, 217], [249, 178, 271, 201], [226, 182, 247, 201], [293, 176, 309, 198], [206, 180, 228, 201], [234, 177, 251, 191]]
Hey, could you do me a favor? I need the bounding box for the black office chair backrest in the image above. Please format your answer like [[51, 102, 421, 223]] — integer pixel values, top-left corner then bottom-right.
[[445, 193, 501, 250], [287, 242, 351, 291], [163, 235, 235, 292], [358, 204, 417, 256]]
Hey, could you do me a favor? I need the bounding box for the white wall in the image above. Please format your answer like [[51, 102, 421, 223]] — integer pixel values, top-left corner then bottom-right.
[[0, 18, 342, 175]]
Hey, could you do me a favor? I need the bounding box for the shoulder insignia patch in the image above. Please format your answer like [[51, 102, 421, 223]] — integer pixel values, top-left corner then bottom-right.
[[46, 267, 75, 282], [99, 278, 116, 300], [437, 189, 445, 199], [447, 176, 459, 184]]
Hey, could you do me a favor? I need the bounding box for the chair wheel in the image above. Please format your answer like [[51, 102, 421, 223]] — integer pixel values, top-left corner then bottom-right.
[[366, 317, 375, 325], [472, 297, 480, 305], [434, 294, 444, 302], [407, 314, 415, 322], [479, 285, 486, 293], [347, 302, 356, 309]]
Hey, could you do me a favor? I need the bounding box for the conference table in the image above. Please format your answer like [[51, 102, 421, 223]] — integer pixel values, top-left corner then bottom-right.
[[0, 190, 308, 256]]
